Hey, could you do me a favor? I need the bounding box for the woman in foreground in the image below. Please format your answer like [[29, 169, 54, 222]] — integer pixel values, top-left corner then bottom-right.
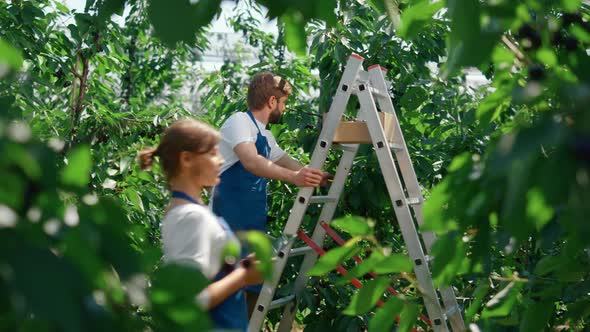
[[139, 119, 261, 331]]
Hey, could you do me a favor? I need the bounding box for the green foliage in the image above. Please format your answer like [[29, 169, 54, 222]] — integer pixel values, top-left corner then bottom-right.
[[0, 118, 210, 331], [239, 231, 274, 280], [2, 0, 590, 330]]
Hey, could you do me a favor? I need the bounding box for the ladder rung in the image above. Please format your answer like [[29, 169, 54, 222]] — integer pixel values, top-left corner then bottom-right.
[[309, 196, 338, 204], [289, 246, 314, 257], [269, 295, 295, 310], [333, 143, 357, 152], [406, 197, 422, 205], [389, 142, 404, 151]]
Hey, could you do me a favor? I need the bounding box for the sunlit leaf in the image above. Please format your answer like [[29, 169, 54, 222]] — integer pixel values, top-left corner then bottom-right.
[[0, 39, 23, 71], [241, 231, 273, 280], [61, 145, 92, 187], [368, 296, 404, 332], [331, 215, 373, 236], [308, 239, 361, 276], [343, 277, 390, 315]]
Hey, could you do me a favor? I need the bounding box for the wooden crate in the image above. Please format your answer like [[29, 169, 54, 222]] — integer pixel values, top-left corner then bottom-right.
[[324, 112, 396, 144]]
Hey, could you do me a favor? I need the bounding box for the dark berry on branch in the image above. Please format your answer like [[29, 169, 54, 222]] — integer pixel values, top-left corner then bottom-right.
[[551, 31, 563, 46], [562, 12, 582, 27], [528, 64, 545, 81], [563, 36, 578, 51]]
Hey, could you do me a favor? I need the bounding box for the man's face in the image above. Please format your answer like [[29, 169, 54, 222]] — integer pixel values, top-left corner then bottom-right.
[[268, 95, 288, 124]]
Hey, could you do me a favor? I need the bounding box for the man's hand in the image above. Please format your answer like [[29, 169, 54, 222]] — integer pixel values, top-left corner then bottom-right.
[[292, 166, 323, 187], [320, 172, 333, 187]]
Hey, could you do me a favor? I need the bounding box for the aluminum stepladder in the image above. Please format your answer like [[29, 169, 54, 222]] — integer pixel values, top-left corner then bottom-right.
[[249, 54, 466, 332]]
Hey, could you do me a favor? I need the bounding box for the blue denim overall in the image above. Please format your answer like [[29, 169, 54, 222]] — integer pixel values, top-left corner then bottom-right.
[[212, 111, 270, 293], [171, 191, 248, 331]]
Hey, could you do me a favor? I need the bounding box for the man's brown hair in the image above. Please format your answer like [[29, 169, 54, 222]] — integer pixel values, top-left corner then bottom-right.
[[247, 72, 292, 110]]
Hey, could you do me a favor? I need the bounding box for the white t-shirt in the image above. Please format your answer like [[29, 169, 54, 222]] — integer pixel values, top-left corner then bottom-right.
[[162, 204, 239, 279], [218, 112, 287, 174]]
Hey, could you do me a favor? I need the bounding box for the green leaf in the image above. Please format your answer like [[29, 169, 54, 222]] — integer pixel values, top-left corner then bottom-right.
[[0, 39, 24, 71], [476, 87, 511, 127], [398, 302, 420, 332], [520, 300, 553, 331], [97, 0, 124, 24], [368, 296, 404, 332], [125, 189, 145, 213], [536, 49, 557, 67], [148, 0, 221, 48], [464, 282, 491, 323], [481, 281, 524, 318], [282, 10, 307, 56], [61, 145, 92, 187], [150, 264, 211, 329], [526, 188, 554, 231], [336, 251, 385, 284], [533, 255, 562, 276], [400, 86, 428, 110], [397, 0, 444, 39], [241, 231, 273, 280], [331, 216, 373, 236], [308, 239, 361, 276], [444, 0, 502, 76], [343, 277, 390, 315], [372, 254, 413, 274], [561, 0, 582, 12]]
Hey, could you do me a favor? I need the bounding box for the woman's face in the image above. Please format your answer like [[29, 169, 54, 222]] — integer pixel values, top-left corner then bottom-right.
[[183, 144, 224, 188]]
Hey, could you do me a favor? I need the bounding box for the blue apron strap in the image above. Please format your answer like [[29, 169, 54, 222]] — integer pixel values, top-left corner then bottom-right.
[[171, 190, 201, 204], [246, 110, 263, 133]]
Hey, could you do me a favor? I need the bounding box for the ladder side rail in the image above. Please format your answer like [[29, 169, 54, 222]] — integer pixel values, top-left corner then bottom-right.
[[308, 56, 365, 170], [367, 67, 437, 249], [357, 86, 449, 332], [368, 68, 466, 332], [277, 146, 360, 332], [249, 56, 366, 332]]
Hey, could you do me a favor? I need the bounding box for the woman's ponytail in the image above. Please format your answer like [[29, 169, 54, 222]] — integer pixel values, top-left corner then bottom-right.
[[138, 147, 158, 170]]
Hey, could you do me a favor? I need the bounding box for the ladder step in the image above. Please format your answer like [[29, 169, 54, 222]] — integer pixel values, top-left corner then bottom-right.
[[309, 196, 338, 204], [333, 143, 357, 152], [289, 246, 314, 257], [389, 142, 404, 151], [406, 197, 422, 205], [269, 295, 295, 310]]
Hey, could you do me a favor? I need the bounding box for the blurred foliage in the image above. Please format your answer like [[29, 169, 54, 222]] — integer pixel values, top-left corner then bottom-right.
[[1, 0, 589, 331]]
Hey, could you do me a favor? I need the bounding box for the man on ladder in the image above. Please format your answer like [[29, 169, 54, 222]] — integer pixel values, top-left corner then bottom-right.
[[211, 72, 330, 316]]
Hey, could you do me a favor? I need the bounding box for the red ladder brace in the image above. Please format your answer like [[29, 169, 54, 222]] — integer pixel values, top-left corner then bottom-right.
[[296, 227, 431, 330], [319, 221, 432, 325]]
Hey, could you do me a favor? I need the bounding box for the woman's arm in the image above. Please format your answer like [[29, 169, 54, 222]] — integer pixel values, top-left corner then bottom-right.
[[202, 264, 262, 309]]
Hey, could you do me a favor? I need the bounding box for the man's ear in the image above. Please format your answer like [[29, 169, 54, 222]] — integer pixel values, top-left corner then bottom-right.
[[267, 95, 276, 108]]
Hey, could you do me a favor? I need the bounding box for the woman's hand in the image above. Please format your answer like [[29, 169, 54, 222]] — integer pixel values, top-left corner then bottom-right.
[[238, 257, 263, 287]]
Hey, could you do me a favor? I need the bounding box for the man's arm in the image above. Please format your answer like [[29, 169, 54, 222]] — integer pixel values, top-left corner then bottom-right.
[[276, 154, 333, 187], [275, 154, 303, 171], [234, 142, 323, 187]]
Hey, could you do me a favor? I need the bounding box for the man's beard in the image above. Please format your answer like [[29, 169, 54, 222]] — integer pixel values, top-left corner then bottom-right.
[[268, 105, 282, 124]]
